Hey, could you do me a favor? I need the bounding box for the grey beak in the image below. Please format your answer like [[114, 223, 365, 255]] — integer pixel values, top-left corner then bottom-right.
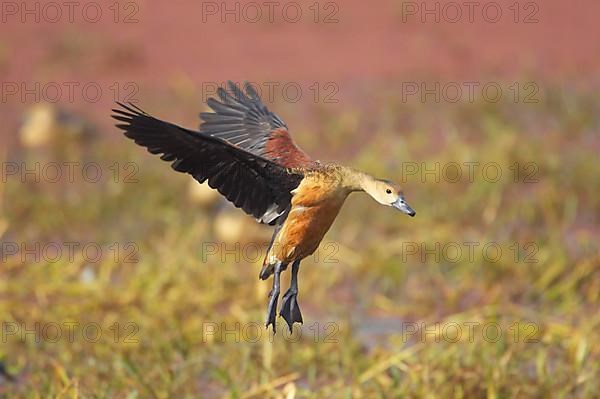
[[392, 198, 416, 217]]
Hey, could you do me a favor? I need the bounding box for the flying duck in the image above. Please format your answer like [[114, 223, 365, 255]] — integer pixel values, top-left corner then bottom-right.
[[112, 81, 416, 333]]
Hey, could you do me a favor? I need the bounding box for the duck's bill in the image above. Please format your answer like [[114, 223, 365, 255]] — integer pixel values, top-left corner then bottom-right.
[[392, 198, 416, 217]]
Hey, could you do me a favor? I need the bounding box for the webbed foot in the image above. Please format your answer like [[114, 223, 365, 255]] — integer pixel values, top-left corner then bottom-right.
[[279, 289, 303, 332]]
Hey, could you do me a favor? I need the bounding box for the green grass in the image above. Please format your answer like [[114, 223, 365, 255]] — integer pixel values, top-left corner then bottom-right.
[[0, 87, 599, 397]]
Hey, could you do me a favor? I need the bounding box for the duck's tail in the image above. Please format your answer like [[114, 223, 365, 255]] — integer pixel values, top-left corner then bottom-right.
[[259, 260, 290, 280], [259, 222, 285, 280], [259, 263, 274, 280]]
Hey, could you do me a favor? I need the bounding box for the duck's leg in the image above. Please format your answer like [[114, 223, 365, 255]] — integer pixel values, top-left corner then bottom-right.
[[280, 260, 303, 332], [265, 261, 284, 333]]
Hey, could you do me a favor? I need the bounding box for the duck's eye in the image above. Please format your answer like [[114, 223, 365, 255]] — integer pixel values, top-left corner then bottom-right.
[[386, 189, 392, 194]]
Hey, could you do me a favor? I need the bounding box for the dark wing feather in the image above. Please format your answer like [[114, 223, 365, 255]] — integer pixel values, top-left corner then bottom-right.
[[113, 102, 302, 224], [200, 81, 315, 169]]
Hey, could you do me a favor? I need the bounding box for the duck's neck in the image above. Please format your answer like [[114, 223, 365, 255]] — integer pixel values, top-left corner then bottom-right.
[[339, 166, 375, 192]]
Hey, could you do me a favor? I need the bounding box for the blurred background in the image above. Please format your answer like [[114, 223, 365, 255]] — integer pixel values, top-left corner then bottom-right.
[[1, 0, 599, 397]]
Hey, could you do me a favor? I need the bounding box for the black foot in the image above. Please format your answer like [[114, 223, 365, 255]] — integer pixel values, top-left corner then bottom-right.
[[279, 290, 303, 332], [265, 289, 279, 333]]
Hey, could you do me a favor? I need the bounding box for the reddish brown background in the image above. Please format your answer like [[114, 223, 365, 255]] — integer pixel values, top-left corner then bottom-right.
[[1, 0, 598, 148]]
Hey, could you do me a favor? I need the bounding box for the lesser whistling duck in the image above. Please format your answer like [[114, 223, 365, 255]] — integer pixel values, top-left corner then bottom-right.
[[112, 81, 416, 333]]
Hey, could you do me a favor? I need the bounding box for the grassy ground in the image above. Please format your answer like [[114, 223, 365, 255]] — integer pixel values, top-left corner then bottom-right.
[[1, 86, 599, 397]]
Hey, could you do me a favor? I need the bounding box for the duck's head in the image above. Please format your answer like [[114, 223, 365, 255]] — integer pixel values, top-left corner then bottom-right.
[[363, 178, 416, 217]]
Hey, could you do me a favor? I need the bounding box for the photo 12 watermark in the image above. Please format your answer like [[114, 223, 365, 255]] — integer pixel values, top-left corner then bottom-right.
[[201, 241, 340, 264], [402, 321, 540, 344], [200, 1, 340, 24], [399, 162, 540, 184], [200, 81, 339, 104], [1, 162, 140, 184], [400, 1, 540, 24], [1, 321, 139, 344], [401, 241, 539, 264], [399, 81, 540, 104], [1, 241, 139, 264], [1, 81, 139, 104], [1, 1, 140, 24], [201, 321, 339, 343]]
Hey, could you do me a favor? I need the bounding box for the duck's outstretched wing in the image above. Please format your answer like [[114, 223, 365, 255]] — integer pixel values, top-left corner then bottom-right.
[[113, 102, 302, 225], [200, 81, 316, 169]]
